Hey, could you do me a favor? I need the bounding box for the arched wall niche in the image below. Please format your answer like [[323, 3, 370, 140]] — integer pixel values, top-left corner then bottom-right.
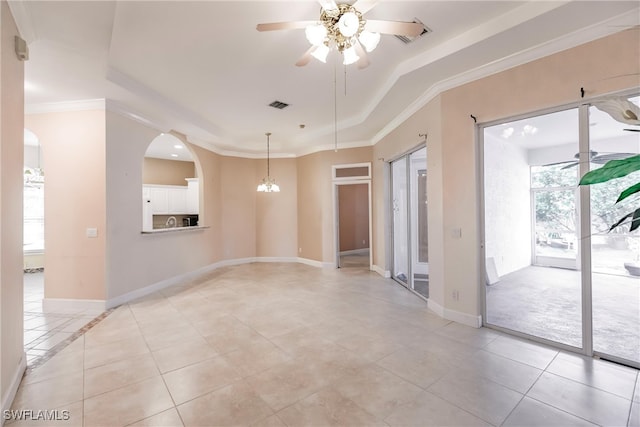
[[141, 132, 202, 231]]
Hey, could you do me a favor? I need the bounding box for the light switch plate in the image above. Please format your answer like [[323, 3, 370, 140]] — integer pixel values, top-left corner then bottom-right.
[[86, 228, 98, 238]]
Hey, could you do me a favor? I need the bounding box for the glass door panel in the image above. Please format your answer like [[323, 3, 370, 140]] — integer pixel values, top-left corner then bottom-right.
[[532, 185, 578, 270], [484, 108, 582, 349], [392, 158, 409, 286], [410, 147, 428, 298], [589, 98, 640, 365]]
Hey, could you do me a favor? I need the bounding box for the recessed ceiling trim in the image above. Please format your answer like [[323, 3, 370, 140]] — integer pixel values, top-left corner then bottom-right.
[[297, 0, 573, 144], [372, 8, 640, 146], [106, 66, 228, 140], [25, 98, 106, 114], [7, 0, 38, 44]]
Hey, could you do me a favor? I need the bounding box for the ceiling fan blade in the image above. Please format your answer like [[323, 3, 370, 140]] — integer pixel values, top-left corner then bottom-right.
[[353, 41, 370, 69], [256, 21, 316, 32], [592, 152, 636, 163], [352, 0, 378, 14], [561, 162, 580, 170], [543, 160, 574, 167], [364, 20, 424, 37], [318, 0, 338, 12], [624, 128, 640, 132], [295, 47, 315, 67]]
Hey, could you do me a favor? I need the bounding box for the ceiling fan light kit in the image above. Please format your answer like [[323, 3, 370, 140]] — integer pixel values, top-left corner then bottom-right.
[[257, 0, 425, 68]]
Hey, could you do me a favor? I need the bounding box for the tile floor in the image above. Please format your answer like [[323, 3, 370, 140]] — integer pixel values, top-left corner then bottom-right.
[[9, 263, 640, 426], [23, 272, 104, 364]]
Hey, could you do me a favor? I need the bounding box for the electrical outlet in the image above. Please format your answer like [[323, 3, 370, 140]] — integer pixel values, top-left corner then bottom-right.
[[298, 247, 302, 253], [362, 240, 366, 245], [452, 290, 460, 301], [86, 228, 98, 238]]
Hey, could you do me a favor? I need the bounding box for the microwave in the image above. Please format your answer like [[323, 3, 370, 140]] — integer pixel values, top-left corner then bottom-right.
[[182, 215, 198, 227]]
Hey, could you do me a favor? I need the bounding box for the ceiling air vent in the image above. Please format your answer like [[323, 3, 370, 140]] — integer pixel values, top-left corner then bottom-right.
[[269, 100, 289, 110], [394, 19, 430, 44]]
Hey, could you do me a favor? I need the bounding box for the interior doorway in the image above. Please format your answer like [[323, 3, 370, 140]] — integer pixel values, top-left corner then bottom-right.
[[337, 183, 370, 269], [332, 163, 372, 270]]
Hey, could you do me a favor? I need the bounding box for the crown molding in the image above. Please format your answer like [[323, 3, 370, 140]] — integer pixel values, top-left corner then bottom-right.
[[21, 8, 638, 159], [186, 136, 297, 159], [106, 67, 229, 142], [299, 0, 572, 144], [25, 99, 106, 115], [372, 8, 640, 145]]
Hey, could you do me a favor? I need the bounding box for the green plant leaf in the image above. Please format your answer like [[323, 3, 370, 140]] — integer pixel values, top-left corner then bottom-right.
[[632, 208, 640, 232], [609, 207, 640, 232], [616, 182, 640, 203], [579, 155, 640, 186]]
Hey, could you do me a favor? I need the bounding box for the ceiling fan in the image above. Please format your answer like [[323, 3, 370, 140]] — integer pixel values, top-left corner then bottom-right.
[[545, 150, 636, 169], [256, 0, 425, 69]]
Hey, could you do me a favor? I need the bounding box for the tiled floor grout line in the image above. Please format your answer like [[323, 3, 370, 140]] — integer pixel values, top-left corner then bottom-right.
[[18, 265, 640, 427], [25, 308, 115, 373]]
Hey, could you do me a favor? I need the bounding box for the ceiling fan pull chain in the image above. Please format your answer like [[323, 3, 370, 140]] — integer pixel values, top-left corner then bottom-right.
[[334, 60, 338, 152], [344, 63, 348, 96]]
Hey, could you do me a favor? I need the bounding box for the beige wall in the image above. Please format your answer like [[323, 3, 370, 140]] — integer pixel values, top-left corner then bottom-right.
[[439, 29, 639, 316], [297, 147, 373, 263], [25, 110, 107, 300], [338, 184, 369, 252], [105, 112, 221, 300], [1, 0, 25, 411], [218, 156, 257, 260], [256, 158, 298, 258], [372, 29, 639, 319], [143, 157, 195, 186], [373, 97, 443, 304]]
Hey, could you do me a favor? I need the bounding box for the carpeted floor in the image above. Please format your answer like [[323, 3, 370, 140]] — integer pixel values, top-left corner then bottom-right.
[[486, 265, 639, 364]]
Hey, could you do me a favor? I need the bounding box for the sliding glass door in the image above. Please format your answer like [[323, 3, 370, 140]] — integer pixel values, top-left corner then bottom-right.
[[391, 147, 429, 297], [392, 157, 409, 286], [483, 108, 582, 349], [482, 93, 640, 367], [589, 100, 640, 364]]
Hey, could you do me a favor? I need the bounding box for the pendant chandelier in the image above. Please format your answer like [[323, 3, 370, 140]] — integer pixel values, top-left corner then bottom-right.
[[257, 132, 280, 193]]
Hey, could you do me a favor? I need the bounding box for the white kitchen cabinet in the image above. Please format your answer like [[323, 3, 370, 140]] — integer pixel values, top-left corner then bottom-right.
[[168, 187, 187, 214], [142, 187, 153, 231], [149, 187, 169, 214], [186, 178, 199, 214], [143, 185, 189, 215]]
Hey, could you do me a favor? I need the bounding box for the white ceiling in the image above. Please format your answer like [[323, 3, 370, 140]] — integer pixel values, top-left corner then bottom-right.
[[13, 0, 640, 157], [145, 133, 194, 162]]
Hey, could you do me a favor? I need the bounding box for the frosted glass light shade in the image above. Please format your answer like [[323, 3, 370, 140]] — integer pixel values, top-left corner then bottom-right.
[[359, 30, 380, 52], [342, 46, 359, 65], [305, 24, 327, 46], [311, 44, 330, 62], [338, 12, 359, 37], [257, 177, 280, 192]]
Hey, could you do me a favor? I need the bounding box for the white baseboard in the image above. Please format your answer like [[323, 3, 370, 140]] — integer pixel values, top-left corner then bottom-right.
[[1, 352, 26, 426], [106, 256, 332, 309], [427, 299, 482, 328], [106, 260, 231, 309], [427, 299, 445, 317], [43, 298, 107, 313], [372, 265, 391, 278], [296, 257, 333, 269], [339, 248, 369, 256], [256, 257, 299, 264]]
